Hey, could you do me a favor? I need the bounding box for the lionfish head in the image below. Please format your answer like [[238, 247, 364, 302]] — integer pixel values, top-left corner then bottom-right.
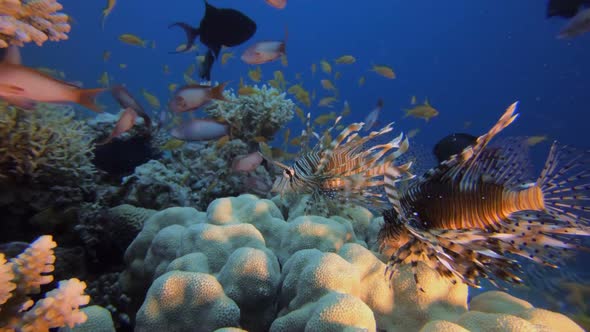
[[270, 160, 296, 196]]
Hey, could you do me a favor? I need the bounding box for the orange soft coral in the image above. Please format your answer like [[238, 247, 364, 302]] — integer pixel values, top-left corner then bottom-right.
[[0, 235, 90, 332]]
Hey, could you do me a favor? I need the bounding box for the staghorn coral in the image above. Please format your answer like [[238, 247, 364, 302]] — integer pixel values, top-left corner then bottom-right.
[[0, 235, 90, 332], [0, 0, 71, 48], [0, 103, 96, 186], [205, 84, 294, 143]]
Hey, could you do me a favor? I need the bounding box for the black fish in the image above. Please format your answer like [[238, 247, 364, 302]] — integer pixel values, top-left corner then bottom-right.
[[170, 0, 257, 80], [432, 133, 477, 164], [547, 0, 590, 18]]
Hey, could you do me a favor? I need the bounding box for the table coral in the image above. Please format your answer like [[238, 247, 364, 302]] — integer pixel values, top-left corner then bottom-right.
[[0, 0, 71, 48]]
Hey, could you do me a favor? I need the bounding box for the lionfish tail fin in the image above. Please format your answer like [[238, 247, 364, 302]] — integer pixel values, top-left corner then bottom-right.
[[537, 142, 590, 226]]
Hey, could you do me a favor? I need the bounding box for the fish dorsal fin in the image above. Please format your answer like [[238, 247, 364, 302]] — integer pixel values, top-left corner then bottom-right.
[[2, 45, 22, 65]]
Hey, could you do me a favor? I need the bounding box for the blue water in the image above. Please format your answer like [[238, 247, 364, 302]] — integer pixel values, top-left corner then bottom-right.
[[26, 1, 588, 157], [14, 0, 590, 325]]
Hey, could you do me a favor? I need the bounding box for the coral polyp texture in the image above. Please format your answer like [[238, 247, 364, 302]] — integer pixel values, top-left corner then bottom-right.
[[0, 103, 96, 186], [205, 85, 294, 142], [119, 194, 585, 332], [0, 0, 71, 48], [0, 235, 90, 332]]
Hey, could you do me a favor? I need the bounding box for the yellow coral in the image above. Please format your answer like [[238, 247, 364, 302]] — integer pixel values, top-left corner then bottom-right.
[[0, 0, 71, 48], [0, 103, 96, 185], [0, 235, 90, 332]]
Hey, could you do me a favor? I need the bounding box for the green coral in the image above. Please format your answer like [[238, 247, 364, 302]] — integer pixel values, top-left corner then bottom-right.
[[0, 103, 96, 186], [205, 85, 294, 142]]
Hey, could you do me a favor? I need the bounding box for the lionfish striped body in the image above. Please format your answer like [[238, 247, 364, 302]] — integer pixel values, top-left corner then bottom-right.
[[380, 102, 590, 289], [269, 115, 413, 215]]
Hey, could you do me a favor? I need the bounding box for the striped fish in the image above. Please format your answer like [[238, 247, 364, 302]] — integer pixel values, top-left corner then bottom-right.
[[267, 116, 413, 215], [380, 101, 590, 289]]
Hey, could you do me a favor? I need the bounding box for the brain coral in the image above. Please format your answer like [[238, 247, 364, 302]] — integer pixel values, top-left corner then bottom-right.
[[121, 194, 585, 332], [0, 103, 96, 186]]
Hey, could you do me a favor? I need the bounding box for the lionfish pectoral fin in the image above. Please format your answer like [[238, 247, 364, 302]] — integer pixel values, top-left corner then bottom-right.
[[536, 142, 590, 226]]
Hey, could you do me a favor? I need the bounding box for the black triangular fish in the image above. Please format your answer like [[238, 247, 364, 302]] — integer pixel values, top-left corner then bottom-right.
[[169, 0, 257, 80], [547, 0, 590, 18]]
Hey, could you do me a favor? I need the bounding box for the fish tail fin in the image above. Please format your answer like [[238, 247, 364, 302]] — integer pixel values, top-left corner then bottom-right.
[[76, 88, 106, 113], [210, 81, 229, 102], [168, 22, 200, 53], [536, 142, 590, 226]]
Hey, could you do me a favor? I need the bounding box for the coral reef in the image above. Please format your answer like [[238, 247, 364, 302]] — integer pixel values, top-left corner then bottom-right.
[[0, 235, 89, 331], [118, 138, 274, 210], [119, 194, 584, 331], [0, 103, 96, 185], [205, 84, 294, 143], [0, 0, 71, 48]]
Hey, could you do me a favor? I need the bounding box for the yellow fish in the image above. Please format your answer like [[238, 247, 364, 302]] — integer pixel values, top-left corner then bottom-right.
[[168, 83, 177, 93], [248, 66, 262, 82], [160, 138, 185, 151], [281, 54, 288, 67], [311, 63, 317, 76], [216, 135, 230, 149], [526, 135, 548, 146], [185, 63, 196, 77], [176, 44, 198, 53], [103, 50, 111, 61], [318, 97, 337, 108], [314, 112, 337, 125], [183, 74, 197, 85], [404, 99, 439, 122], [407, 128, 420, 138], [295, 106, 306, 123], [119, 63, 127, 69], [358, 76, 365, 87], [97, 71, 110, 87], [118, 34, 147, 47], [371, 64, 395, 79], [101, 0, 116, 30], [320, 79, 336, 91], [238, 86, 257, 96], [334, 72, 341, 80], [253, 136, 268, 143], [342, 100, 351, 116], [142, 89, 161, 109], [290, 136, 303, 146], [163, 65, 170, 75], [334, 55, 356, 65], [221, 52, 234, 65], [196, 55, 206, 64], [320, 60, 332, 74]]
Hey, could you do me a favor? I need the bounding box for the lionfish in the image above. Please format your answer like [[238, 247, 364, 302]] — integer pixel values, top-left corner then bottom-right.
[[267, 113, 413, 215], [379, 101, 590, 289]]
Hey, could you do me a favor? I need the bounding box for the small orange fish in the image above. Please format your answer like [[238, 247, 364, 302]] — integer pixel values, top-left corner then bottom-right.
[[371, 64, 395, 79], [169, 82, 229, 113], [118, 34, 147, 47], [101, 0, 116, 30], [265, 0, 286, 9], [97, 107, 137, 145]]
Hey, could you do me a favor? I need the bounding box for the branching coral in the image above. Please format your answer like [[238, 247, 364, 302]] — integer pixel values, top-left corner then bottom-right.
[[205, 85, 294, 143], [0, 0, 71, 48], [0, 235, 90, 331], [0, 103, 96, 186]]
